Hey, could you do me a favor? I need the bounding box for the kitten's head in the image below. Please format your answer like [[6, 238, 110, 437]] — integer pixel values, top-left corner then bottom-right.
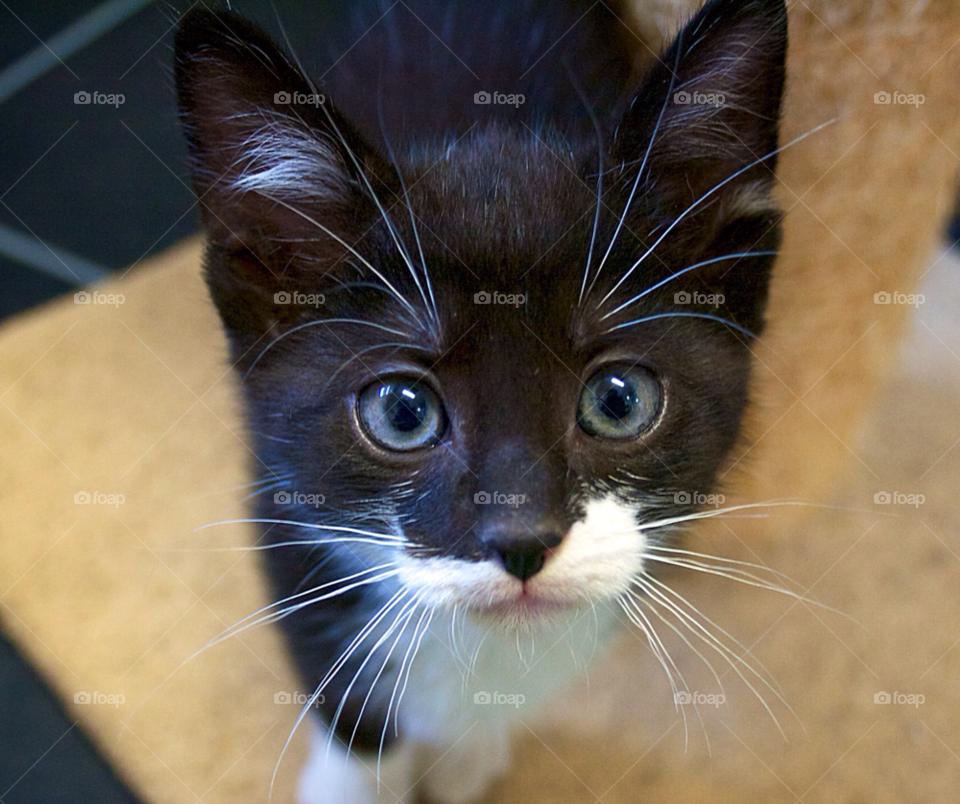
[[176, 0, 787, 629]]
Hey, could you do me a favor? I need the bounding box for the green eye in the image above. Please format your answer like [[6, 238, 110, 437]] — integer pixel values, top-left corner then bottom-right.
[[578, 366, 662, 438], [358, 377, 446, 451]]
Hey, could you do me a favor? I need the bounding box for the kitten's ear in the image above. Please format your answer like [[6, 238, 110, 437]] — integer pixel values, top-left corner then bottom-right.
[[175, 9, 387, 245], [610, 0, 787, 333], [175, 10, 392, 347], [615, 0, 787, 214]]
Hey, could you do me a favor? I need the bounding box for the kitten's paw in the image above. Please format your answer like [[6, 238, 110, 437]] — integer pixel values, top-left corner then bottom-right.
[[298, 724, 413, 804], [420, 726, 511, 804]]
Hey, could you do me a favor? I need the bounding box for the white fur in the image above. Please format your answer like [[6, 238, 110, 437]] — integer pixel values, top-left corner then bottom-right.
[[298, 495, 643, 804], [230, 121, 347, 201]]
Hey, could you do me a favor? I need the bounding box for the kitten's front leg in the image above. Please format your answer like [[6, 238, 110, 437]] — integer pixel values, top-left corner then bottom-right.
[[298, 722, 415, 804]]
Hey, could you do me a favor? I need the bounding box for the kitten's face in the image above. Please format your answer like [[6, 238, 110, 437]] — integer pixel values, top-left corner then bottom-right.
[[176, 2, 786, 628]]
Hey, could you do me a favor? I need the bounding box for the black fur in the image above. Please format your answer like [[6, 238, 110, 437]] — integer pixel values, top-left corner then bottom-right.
[[176, 0, 787, 752]]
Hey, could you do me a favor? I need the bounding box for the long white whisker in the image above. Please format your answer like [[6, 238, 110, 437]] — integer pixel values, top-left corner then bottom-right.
[[195, 519, 407, 541], [596, 119, 836, 310], [201, 567, 402, 656], [340, 596, 422, 775], [257, 193, 421, 322], [600, 251, 776, 320], [241, 315, 411, 380], [379, 603, 432, 769], [318, 103, 436, 340], [636, 578, 791, 739], [270, 587, 408, 801], [378, 105, 440, 334], [640, 573, 785, 698], [618, 595, 693, 749], [586, 28, 684, 301], [604, 311, 757, 339]]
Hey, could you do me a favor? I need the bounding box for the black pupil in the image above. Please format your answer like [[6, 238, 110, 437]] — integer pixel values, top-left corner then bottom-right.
[[385, 386, 427, 432], [598, 378, 635, 421]]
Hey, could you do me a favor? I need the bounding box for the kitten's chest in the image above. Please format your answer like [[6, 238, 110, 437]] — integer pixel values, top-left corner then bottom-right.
[[397, 606, 622, 744]]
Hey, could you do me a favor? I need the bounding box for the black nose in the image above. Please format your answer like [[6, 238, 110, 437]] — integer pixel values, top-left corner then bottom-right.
[[491, 533, 563, 582]]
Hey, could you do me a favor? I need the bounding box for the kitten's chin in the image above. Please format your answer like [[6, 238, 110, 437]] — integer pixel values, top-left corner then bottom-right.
[[467, 590, 583, 630]]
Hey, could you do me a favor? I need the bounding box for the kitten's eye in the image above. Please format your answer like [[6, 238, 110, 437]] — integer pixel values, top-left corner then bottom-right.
[[578, 366, 662, 439], [358, 377, 446, 451]]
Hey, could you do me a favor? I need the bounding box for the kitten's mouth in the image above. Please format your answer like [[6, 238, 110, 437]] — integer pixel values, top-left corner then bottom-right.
[[470, 586, 576, 625]]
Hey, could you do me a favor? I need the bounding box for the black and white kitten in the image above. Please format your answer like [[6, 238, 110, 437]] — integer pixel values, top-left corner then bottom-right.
[[176, 0, 786, 801]]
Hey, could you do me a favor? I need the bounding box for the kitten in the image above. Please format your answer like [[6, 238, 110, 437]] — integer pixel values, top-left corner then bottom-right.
[[175, 0, 786, 801]]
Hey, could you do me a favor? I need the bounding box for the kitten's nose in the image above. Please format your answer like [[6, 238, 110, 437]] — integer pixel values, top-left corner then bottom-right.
[[489, 532, 563, 582]]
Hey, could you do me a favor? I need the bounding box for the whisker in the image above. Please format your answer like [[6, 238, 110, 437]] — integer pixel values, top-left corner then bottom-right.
[[618, 594, 695, 749], [318, 103, 437, 342], [596, 119, 836, 310], [241, 316, 411, 380], [195, 519, 407, 541], [270, 588, 409, 800], [340, 596, 422, 770], [600, 251, 776, 321], [257, 193, 421, 323], [585, 28, 684, 302], [604, 311, 757, 339], [636, 578, 793, 739]]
